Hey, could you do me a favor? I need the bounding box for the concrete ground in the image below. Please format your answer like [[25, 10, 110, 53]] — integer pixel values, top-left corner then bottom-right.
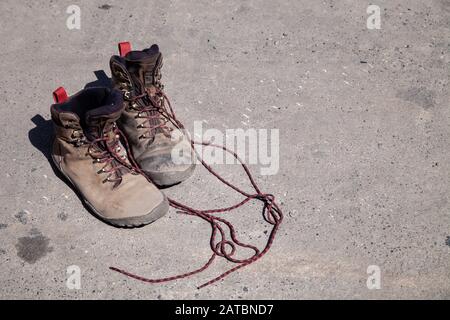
[[0, 0, 449, 299]]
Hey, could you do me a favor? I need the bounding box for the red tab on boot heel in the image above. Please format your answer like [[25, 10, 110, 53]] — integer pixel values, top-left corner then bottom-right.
[[118, 42, 131, 57], [53, 87, 68, 104]]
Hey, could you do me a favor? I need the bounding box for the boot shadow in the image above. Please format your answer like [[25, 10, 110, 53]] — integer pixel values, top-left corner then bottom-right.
[[84, 70, 113, 89], [29, 114, 53, 161], [28, 115, 78, 209], [29, 114, 66, 183]]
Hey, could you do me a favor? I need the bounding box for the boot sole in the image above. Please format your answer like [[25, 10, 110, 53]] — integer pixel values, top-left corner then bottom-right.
[[51, 154, 168, 228], [145, 163, 196, 188]]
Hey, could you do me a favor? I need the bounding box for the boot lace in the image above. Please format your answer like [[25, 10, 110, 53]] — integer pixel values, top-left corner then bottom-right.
[[72, 123, 131, 188], [110, 91, 284, 289], [122, 62, 176, 141], [128, 89, 174, 140]]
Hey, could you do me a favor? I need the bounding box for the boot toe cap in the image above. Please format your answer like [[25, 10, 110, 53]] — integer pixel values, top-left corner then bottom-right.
[[96, 175, 169, 227], [107, 194, 169, 228], [138, 154, 195, 187]]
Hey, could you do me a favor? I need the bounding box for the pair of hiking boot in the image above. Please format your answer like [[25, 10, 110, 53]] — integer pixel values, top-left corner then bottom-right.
[[50, 42, 195, 227]]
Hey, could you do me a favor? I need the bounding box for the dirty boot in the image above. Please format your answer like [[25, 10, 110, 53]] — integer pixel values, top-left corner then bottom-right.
[[110, 42, 195, 187], [50, 86, 169, 227]]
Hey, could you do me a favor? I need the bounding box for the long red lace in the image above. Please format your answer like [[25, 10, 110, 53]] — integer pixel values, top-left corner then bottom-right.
[[109, 90, 283, 289]]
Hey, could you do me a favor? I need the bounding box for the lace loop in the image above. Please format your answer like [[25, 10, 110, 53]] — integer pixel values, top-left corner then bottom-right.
[[110, 88, 283, 289], [85, 126, 130, 188]]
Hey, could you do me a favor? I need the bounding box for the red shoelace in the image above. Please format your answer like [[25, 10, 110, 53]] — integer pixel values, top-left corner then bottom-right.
[[109, 90, 283, 289]]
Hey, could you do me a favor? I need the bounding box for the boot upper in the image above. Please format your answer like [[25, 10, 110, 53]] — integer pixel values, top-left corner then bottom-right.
[[110, 45, 194, 185], [51, 87, 166, 221]]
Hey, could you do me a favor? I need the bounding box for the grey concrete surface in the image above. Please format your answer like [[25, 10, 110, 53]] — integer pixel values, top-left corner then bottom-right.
[[0, 0, 449, 299]]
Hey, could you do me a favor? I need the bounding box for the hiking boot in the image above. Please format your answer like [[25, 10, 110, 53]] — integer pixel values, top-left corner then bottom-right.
[[110, 42, 195, 187], [50, 86, 169, 227]]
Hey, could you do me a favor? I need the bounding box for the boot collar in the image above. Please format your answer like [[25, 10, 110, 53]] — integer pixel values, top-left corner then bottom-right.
[[51, 87, 124, 141], [121, 45, 164, 95]]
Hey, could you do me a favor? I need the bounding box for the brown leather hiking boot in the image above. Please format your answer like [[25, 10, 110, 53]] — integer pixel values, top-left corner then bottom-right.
[[110, 42, 195, 187], [50, 86, 169, 227]]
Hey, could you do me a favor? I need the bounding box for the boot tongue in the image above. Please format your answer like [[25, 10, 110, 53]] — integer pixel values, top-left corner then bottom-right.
[[125, 44, 162, 94], [84, 115, 116, 142], [84, 94, 123, 141], [84, 96, 130, 184]]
